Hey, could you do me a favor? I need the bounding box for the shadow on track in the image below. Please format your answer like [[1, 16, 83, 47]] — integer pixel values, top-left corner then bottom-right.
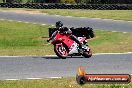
[[31, 56, 59, 59], [41, 56, 84, 59], [32, 56, 84, 59], [43, 56, 60, 59]]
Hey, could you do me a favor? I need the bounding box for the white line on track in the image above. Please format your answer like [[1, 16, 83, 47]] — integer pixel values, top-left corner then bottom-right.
[[17, 21, 22, 22], [1, 52, 129, 57], [26, 78, 43, 80], [8, 20, 14, 22], [32, 23, 37, 25], [0, 19, 5, 20], [24, 22, 29, 24], [5, 79, 20, 80], [0, 53, 131, 58], [0, 19, 47, 26], [45, 52, 132, 57], [112, 31, 117, 32], [0, 56, 24, 57], [66, 16, 72, 17], [55, 15, 60, 17], [78, 17, 132, 23], [41, 24, 46, 25], [123, 32, 127, 33], [80, 17, 87, 19], [112, 31, 128, 33], [93, 52, 132, 55], [53, 14, 132, 23], [47, 77, 62, 79], [4, 77, 62, 80]]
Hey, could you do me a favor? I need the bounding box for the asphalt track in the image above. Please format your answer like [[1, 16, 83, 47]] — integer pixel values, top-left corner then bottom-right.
[[0, 12, 132, 32], [0, 12, 132, 80], [0, 53, 132, 80]]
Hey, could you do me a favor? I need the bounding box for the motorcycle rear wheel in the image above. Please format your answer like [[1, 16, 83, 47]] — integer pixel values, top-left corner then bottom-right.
[[54, 43, 68, 59], [82, 47, 92, 58]]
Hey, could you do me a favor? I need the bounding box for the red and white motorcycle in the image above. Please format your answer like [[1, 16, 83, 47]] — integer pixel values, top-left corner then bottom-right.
[[47, 30, 92, 59]]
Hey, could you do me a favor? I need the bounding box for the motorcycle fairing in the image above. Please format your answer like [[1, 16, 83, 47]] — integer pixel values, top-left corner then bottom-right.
[[68, 42, 78, 54], [52, 33, 74, 48], [78, 37, 86, 43]]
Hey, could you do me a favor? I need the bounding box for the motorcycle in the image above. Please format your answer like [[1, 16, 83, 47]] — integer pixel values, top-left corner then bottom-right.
[[47, 30, 92, 59]]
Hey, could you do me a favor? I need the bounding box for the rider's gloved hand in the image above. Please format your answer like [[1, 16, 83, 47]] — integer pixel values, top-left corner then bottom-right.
[[47, 39, 50, 42]]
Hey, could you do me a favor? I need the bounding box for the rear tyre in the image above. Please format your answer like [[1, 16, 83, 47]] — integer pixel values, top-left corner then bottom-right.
[[82, 47, 92, 58], [54, 43, 68, 59]]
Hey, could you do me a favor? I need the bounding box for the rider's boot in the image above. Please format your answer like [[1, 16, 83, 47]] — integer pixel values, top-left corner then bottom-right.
[[70, 35, 84, 54], [78, 44, 83, 54]]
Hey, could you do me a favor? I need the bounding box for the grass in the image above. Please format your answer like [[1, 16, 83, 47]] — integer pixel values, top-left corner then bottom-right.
[[0, 20, 132, 56], [0, 77, 131, 88], [0, 8, 132, 21], [0, 20, 53, 55], [89, 30, 132, 53]]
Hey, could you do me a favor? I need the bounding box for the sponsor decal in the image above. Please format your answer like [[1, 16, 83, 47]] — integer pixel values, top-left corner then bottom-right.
[[76, 67, 131, 85]]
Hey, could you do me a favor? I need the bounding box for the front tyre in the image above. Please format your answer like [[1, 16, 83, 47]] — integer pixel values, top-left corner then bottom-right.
[[54, 43, 68, 59], [82, 47, 92, 58]]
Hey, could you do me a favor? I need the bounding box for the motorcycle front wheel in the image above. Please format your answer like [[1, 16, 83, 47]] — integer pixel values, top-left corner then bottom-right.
[[54, 43, 68, 59]]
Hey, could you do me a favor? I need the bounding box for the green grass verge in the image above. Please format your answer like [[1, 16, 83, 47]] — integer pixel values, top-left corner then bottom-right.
[[0, 8, 132, 21], [0, 78, 131, 88], [0, 20, 53, 56], [0, 20, 132, 56]]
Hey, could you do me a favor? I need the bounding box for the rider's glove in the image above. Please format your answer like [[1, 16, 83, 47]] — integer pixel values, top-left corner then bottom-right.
[[47, 39, 50, 42]]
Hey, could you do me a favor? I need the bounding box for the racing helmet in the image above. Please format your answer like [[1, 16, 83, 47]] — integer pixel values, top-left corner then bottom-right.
[[56, 21, 63, 28]]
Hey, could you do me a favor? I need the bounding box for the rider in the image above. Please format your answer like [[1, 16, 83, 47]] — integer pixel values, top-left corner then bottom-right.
[[47, 21, 83, 53]]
